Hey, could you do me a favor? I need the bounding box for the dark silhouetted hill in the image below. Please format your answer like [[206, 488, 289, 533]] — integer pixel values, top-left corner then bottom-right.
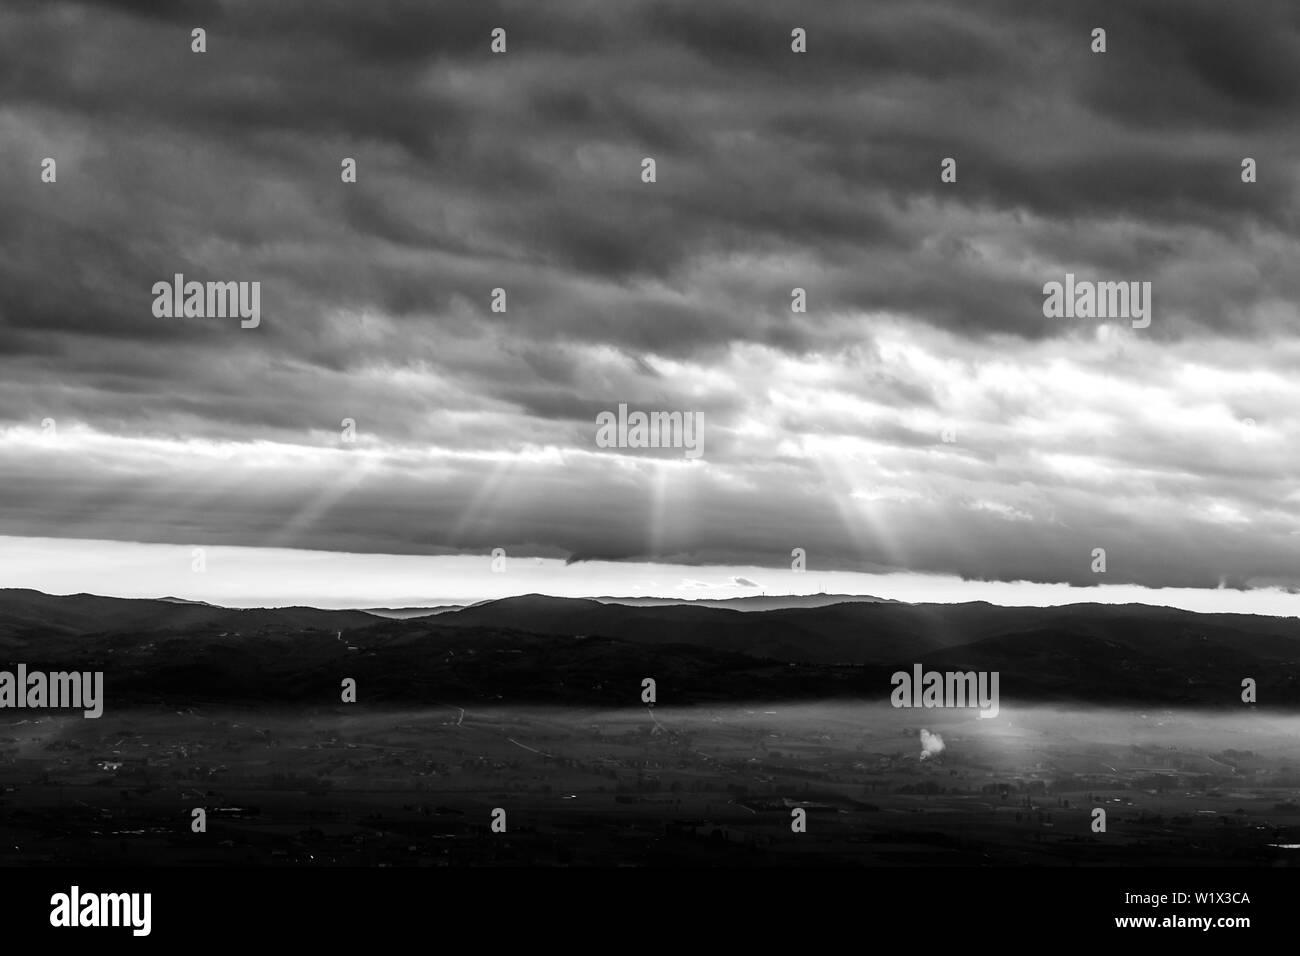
[[0, 589, 1297, 708]]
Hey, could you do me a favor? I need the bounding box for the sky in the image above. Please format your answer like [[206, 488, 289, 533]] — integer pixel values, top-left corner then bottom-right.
[[1, 0, 1298, 608]]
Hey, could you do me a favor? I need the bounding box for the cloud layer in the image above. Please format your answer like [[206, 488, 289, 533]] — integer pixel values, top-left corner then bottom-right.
[[1, 0, 1298, 592]]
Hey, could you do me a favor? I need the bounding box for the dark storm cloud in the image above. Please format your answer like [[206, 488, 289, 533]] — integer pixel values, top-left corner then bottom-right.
[[1, 0, 1298, 591], [2, 0, 1295, 367]]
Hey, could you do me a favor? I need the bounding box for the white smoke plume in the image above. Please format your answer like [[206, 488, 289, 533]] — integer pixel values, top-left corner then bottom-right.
[[919, 728, 945, 761]]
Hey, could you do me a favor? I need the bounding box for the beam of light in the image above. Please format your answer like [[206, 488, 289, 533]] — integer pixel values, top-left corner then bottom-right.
[[448, 453, 521, 548], [263, 450, 381, 551]]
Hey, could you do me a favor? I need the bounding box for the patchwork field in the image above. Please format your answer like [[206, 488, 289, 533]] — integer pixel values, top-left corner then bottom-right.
[[1, 702, 1297, 866]]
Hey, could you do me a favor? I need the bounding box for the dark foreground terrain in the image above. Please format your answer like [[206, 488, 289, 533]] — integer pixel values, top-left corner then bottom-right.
[[2, 703, 1299, 866], [2, 589, 1299, 865]]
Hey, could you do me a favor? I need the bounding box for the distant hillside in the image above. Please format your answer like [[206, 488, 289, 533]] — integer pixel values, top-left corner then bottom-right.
[[0, 588, 380, 642], [434, 594, 1300, 662], [360, 606, 464, 620], [592, 593, 898, 612], [0, 589, 1298, 708]]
